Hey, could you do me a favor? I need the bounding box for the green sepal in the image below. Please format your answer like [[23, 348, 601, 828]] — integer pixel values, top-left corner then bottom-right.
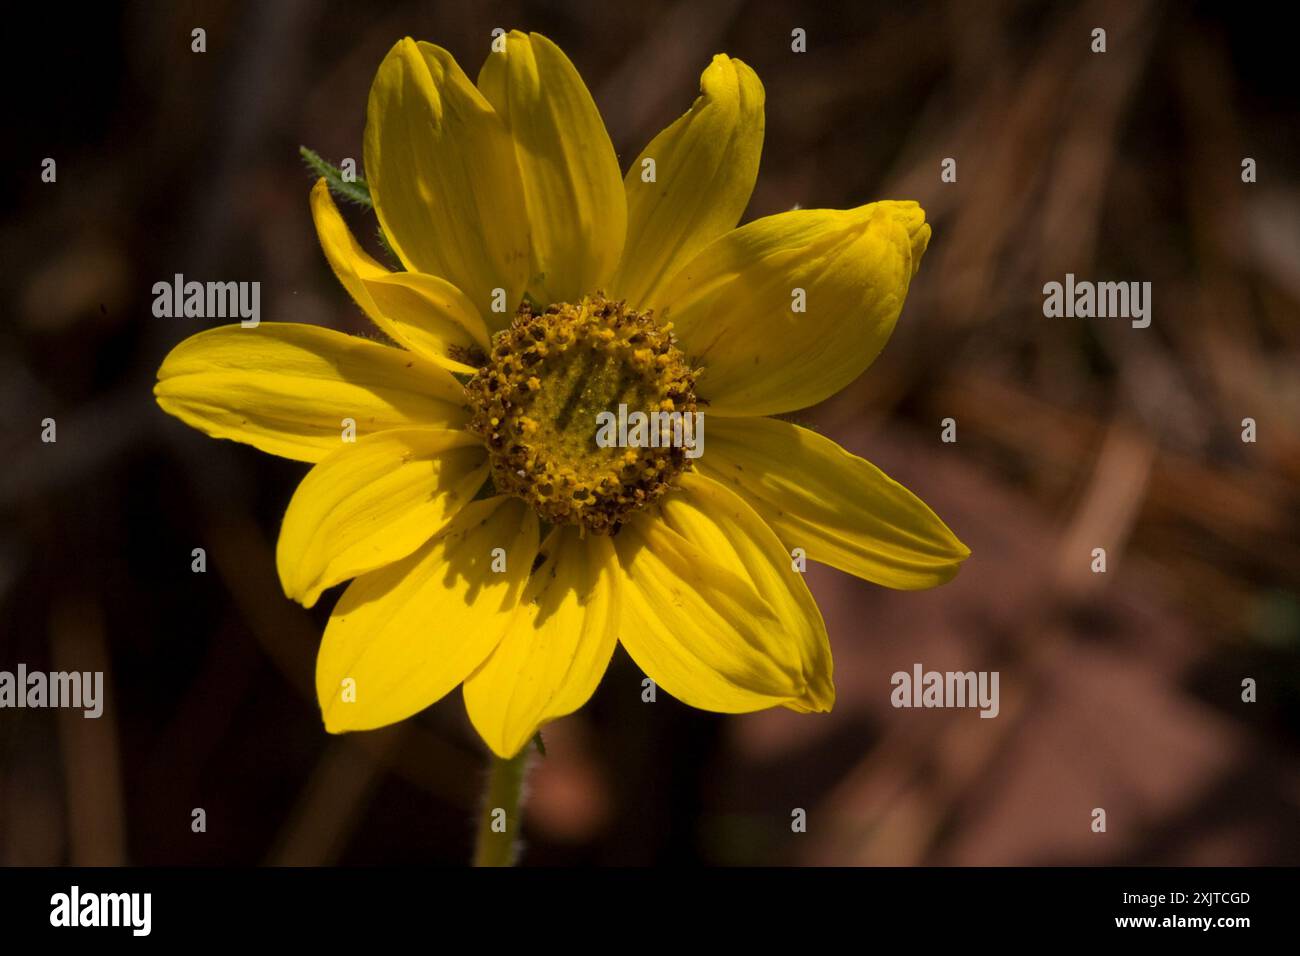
[[299, 146, 372, 207]]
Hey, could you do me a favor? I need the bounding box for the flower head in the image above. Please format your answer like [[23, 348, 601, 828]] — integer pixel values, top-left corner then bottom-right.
[[155, 32, 969, 757]]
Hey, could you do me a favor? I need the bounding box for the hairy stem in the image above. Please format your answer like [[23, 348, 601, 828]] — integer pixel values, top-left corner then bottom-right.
[[472, 748, 531, 867]]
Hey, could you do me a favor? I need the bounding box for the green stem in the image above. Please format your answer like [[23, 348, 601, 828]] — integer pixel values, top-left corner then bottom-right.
[[472, 749, 531, 867]]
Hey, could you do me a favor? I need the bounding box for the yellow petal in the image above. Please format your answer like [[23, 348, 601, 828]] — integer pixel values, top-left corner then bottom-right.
[[276, 429, 488, 608], [610, 54, 764, 310], [464, 527, 619, 758], [310, 179, 490, 373], [317, 497, 538, 733], [477, 31, 626, 304], [660, 201, 931, 416], [364, 37, 529, 320], [154, 322, 468, 462], [697, 416, 970, 588], [613, 473, 832, 714]]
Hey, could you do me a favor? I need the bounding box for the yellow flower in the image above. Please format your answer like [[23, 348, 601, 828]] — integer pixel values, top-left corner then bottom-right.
[[155, 32, 969, 758]]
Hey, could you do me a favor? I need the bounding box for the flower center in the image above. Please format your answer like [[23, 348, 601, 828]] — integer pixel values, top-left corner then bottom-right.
[[465, 294, 698, 535]]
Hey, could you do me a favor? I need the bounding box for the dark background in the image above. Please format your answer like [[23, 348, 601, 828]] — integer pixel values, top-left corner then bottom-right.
[[1, 0, 1297, 865]]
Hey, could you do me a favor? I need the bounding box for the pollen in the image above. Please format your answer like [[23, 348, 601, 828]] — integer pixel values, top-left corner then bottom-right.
[[465, 294, 699, 534]]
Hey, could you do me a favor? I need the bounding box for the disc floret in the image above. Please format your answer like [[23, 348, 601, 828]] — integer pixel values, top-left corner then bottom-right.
[[465, 295, 698, 534]]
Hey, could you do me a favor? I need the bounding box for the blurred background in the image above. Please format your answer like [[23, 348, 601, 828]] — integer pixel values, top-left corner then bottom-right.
[[2, 0, 1297, 866]]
